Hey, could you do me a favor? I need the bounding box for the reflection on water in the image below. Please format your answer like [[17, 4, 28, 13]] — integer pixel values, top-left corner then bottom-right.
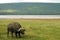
[[0, 15, 60, 19]]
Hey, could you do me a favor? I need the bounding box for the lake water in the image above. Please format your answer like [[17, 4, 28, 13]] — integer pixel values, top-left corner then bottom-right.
[[0, 15, 60, 19]]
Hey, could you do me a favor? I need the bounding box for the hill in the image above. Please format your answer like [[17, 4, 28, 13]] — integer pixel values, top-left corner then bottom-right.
[[0, 3, 60, 15]]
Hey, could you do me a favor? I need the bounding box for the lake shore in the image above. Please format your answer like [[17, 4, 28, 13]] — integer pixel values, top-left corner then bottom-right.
[[0, 15, 60, 19]]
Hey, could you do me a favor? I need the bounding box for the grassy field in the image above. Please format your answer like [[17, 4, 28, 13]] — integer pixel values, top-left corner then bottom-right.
[[0, 19, 60, 40]]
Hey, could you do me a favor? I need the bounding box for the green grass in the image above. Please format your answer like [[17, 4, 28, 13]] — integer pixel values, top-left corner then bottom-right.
[[0, 19, 60, 40]]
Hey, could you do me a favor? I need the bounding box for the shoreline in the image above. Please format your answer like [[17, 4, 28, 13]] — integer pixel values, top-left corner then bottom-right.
[[0, 15, 60, 19]]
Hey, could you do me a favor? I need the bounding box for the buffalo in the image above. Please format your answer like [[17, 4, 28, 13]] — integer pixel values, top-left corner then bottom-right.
[[7, 22, 25, 38]]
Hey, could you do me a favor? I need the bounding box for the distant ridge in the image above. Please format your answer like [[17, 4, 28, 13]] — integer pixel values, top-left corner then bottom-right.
[[0, 3, 60, 15]]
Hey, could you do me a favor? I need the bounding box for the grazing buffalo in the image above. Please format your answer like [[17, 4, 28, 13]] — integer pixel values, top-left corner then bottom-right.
[[7, 22, 25, 38]]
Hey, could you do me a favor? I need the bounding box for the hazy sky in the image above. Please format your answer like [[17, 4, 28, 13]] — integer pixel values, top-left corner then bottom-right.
[[0, 0, 60, 3]]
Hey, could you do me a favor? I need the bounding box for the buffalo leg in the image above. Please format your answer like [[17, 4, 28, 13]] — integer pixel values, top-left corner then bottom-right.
[[7, 30, 9, 37], [15, 32, 18, 38], [18, 32, 21, 38], [11, 32, 13, 37]]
